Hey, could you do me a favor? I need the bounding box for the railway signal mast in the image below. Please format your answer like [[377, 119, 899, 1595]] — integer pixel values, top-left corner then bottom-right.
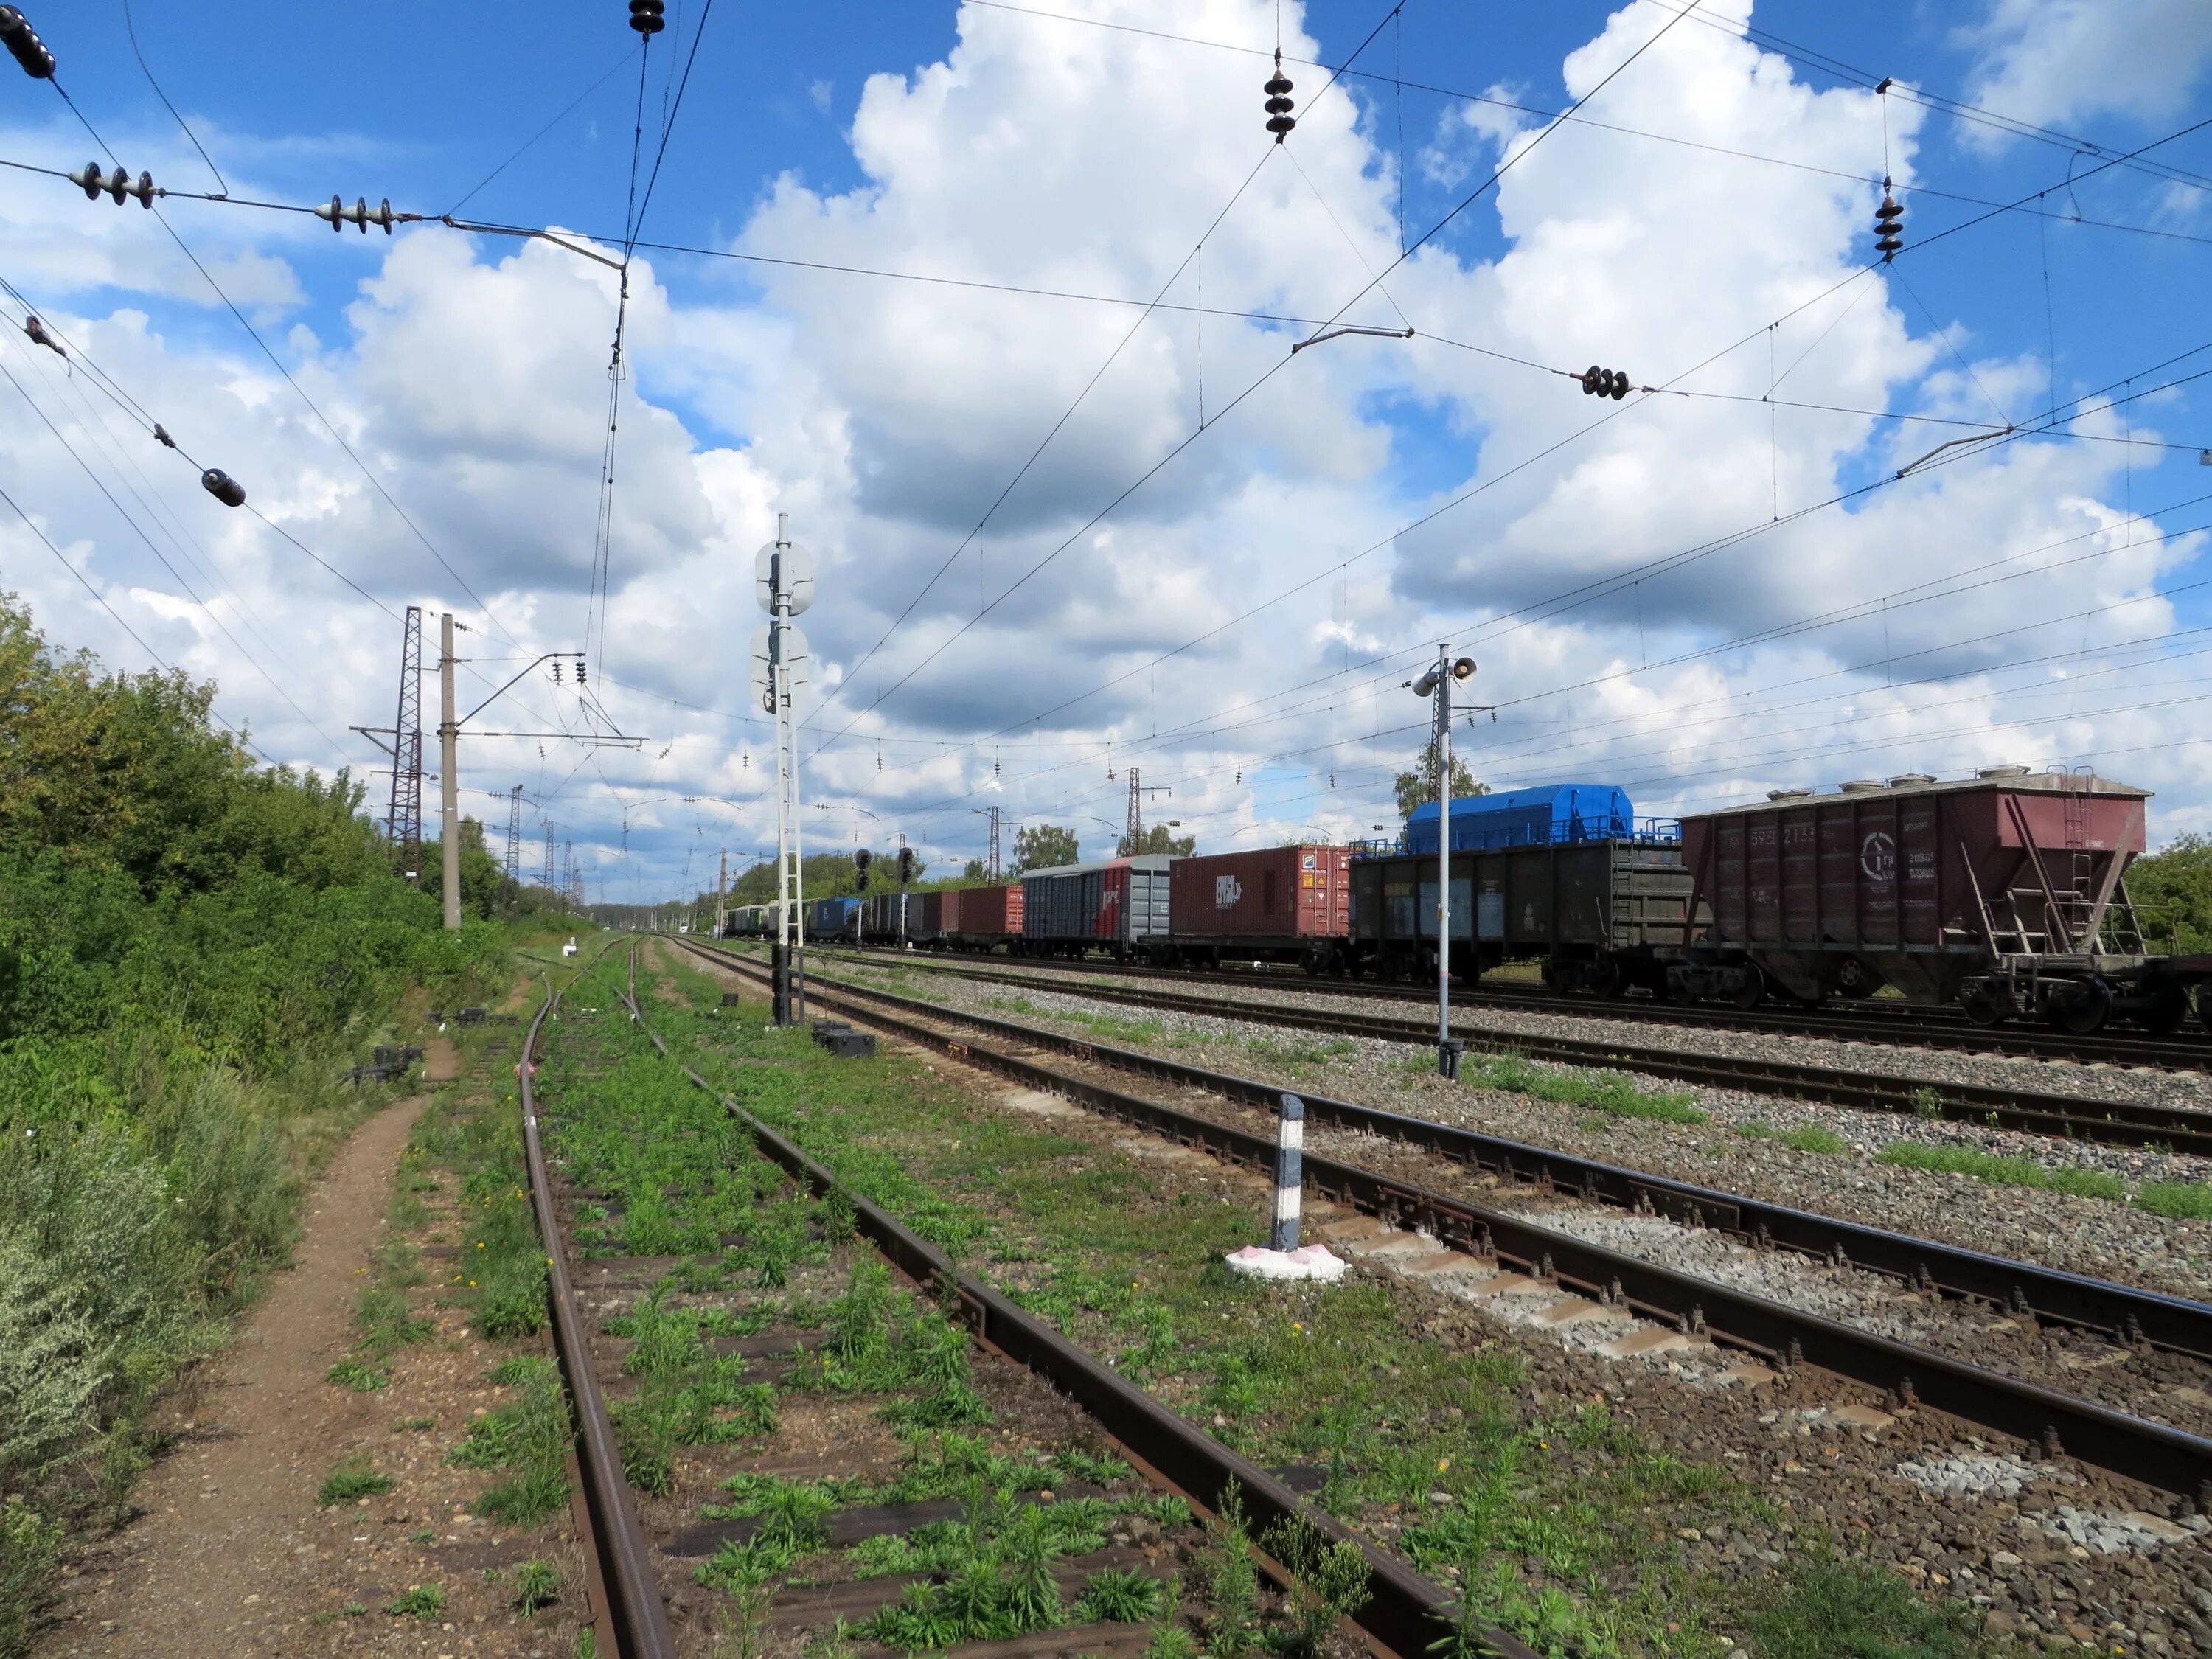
[[1411, 649, 1476, 1079], [754, 515, 813, 1026]]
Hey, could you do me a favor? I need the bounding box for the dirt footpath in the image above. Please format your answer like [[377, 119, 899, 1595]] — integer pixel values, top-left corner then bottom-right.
[[41, 1060, 445, 1657]]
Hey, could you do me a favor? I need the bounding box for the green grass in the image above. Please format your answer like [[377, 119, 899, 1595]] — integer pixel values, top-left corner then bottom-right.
[[1745, 1558, 1975, 1658], [387, 1582, 445, 1620], [1463, 1051, 1707, 1124], [2138, 1180, 2212, 1220], [316, 1460, 396, 1508], [620, 947, 1763, 1658], [1877, 1141, 2127, 1201], [1776, 1126, 1848, 1155], [512, 1559, 562, 1613], [448, 1355, 574, 1526], [324, 1360, 389, 1391]]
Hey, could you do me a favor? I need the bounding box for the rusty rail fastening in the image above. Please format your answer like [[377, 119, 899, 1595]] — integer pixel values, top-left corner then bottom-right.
[[678, 938, 2212, 1512], [804, 947, 2212, 1155], [616, 945, 1542, 1659], [518, 947, 681, 1659]]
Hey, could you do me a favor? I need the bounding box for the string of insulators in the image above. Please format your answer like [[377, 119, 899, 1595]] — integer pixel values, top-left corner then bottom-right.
[[1264, 50, 1295, 143], [0, 6, 55, 79], [629, 0, 665, 35], [1579, 365, 1631, 399], [315, 195, 405, 234], [201, 468, 245, 508], [23, 315, 62, 357], [69, 163, 156, 207], [1874, 177, 1904, 262], [153, 424, 176, 448]]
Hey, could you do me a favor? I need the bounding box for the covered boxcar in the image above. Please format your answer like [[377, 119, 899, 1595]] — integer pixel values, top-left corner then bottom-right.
[[1673, 768, 2192, 1029], [1158, 846, 1352, 973], [1020, 855, 1172, 958]]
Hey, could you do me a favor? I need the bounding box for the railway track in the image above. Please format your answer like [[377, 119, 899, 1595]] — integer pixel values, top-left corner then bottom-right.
[[804, 940, 2212, 1073], [789, 945, 2212, 1158], [521, 942, 1543, 1658], [674, 936, 2212, 1513]]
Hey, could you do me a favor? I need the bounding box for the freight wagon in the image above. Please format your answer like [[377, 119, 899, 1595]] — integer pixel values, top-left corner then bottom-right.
[[1350, 824, 1691, 990], [942, 883, 1024, 951], [1153, 846, 1352, 973], [1020, 855, 1172, 959], [1674, 768, 2210, 1031], [806, 896, 863, 943]]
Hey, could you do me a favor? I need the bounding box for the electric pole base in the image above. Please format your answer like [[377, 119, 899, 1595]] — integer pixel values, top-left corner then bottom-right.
[[1438, 1037, 1464, 1081], [771, 942, 793, 1027]]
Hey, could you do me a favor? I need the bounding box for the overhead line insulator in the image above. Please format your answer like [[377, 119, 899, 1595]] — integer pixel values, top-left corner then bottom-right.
[[1264, 49, 1295, 143], [153, 423, 176, 448], [69, 162, 156, 207], [22, 314, 62, 356], [201, 468, 245, 508], [315, 195, 403, 234], [1579, 364, 1632, 399], [0, 5, 55, 79], [629, 0, 665, 35], [1874, 175, 1905, 262]]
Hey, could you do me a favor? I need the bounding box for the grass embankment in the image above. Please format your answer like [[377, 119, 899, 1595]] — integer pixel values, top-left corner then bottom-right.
[[641, 947, 1986, 1659], [0, 593, 551, 1655], [543, 957, 1231, 1654]]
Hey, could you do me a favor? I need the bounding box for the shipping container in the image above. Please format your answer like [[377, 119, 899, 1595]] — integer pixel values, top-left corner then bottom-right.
[[911, 888, 944, 944], [1020, 856, 1172, 955], [806, 896, 863, 942], [945, 883, 1023, 947], [1160, 846, 1351, 970]]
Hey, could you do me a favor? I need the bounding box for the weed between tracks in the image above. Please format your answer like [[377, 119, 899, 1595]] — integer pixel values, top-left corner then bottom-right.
[[541, 960, 1214, 1652], [625, 949, 1986, 1659]]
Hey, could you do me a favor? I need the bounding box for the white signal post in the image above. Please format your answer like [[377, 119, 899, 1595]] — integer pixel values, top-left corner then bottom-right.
[[756, 515, 814, 1026], [1411, 648, 1476, 1078]]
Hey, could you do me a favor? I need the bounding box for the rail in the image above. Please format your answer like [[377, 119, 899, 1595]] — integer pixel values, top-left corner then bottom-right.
[[677, 936, 2212, 1509], [622, 941, 1541, 1659], [517, 947, 681, 1659]]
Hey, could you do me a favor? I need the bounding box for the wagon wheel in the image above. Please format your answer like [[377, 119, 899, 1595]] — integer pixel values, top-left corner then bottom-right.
[[1584, 956, 1623, 998], [1831, 956, 1877, 999], [2135, 981, 2189, 1035], [2050, 977, 2112, 1035], [1731, 965, 1767, 1009], [1959, 984, 2008, 1026]]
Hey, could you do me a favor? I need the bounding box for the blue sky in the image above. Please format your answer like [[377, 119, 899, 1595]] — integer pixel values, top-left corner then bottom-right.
[[4, 1, 2211, 900]]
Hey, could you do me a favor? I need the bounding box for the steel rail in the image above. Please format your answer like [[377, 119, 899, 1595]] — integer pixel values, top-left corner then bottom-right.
[[814, 940, 2212, 1071], [518, 950, 681, 1659], [790, 946, 2212, 1155], [691, 941, 2212, 1356], [616, 951, 1539, 1659], [678, 938, 2212, 1508]]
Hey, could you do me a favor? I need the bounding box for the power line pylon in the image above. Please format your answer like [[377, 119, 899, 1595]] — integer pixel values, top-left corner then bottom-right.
[[987, 805, 1001, 880], [542, 818, 557, 893], [386, 606, 424, 881], [1127, 767, 1143, 852], [504, 784, 524, 882]]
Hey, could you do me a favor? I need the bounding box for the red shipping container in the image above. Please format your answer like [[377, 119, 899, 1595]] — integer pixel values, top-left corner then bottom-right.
[[954, 883, 1023, 936], [1169, 846, 1350, 940]]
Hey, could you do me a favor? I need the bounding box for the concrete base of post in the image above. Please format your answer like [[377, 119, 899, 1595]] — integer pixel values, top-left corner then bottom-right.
[[1225, 1243, 1347, 1283], [1438, 1037, 1464, 1080]]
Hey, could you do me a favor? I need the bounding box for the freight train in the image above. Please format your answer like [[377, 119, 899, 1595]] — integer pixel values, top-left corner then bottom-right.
[[716, 768, 2211, 1032]]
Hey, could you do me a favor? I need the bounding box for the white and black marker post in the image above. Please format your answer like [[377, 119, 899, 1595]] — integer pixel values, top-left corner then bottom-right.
[[1270, 1092, 1304, 1251]]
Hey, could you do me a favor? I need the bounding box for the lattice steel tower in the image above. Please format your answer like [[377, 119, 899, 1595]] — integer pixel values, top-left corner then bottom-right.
[[386, 605, 425, 883], [504, 785, 524, 882]]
